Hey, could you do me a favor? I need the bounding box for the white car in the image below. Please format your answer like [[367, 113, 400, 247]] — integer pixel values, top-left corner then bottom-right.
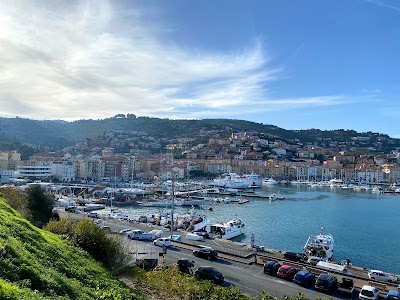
[[119, 228, 132, 235], [153, 237, 171, 247], [359, 285, 379, 300], [88, 212, 99, 218], [368, 270, 397, 283]]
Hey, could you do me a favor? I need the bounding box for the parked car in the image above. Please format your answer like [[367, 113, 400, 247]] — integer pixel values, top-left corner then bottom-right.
[[315, 273, 337, 292], [192, 247, 218, 260], [176, 258, 195, 275], [359, 285, 380, 300], [194, 266, 224, 284], [128, 230, 155, 241], [307, 256, 324, 266], [88, 212, 99, 218], [100, 225, 111, 232], [276, 265, 298, 281], [337, 277, 354, 295], [283, 252, 304, 262], [153, 237, 171, 247], [119, 228, 132, 235], [293, 270, 315, 288], [384, 290, 400, 300], [368, 270, 397, 283], [263, 260, 281, 276]]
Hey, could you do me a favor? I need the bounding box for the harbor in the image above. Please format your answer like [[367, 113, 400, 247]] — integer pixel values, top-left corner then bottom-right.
[[55, 179, 400, 276]]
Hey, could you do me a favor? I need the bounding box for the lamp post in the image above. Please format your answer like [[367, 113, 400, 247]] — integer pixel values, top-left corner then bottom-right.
[[170, 176, 175, 239], [170, 167, 179, 239]]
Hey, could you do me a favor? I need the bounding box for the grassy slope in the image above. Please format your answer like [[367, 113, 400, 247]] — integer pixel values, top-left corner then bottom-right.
[[0, 198, 143, 299]]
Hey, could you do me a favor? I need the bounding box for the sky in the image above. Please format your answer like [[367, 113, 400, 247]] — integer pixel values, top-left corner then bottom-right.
[[0, 0, 399, 137]]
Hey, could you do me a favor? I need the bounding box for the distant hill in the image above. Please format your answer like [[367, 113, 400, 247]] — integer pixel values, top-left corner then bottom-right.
[[0, 115, 399, 152]]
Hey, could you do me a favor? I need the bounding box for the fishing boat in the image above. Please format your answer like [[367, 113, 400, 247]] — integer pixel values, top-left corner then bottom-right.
[[209, 216, 245, 240], [304, 226, 334, 260]]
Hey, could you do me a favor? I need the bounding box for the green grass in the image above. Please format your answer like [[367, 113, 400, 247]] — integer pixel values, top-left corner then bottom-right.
[[0, 198, 143, 299]]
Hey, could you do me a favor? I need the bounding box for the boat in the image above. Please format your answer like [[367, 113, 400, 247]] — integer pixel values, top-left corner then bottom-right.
[[304, 226, 334, 260], [209, 216, 245, 240], [213, 173, 262, 189], [243, 173, 263, 187], [174, 198, 205, 206], [262, 178, 278, 185]]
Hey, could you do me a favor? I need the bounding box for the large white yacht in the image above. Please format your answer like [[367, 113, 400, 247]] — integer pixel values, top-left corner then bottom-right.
[[209, 217, 245, 240], [213, 173, 262, 189], [304, 226, 334, 260]]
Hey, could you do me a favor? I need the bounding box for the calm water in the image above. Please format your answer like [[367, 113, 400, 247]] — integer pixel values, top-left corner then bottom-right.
[[114, 184, 400, 275]]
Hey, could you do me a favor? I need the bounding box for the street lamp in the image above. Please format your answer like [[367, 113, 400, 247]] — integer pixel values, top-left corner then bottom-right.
[[170, 167, 180, 240]]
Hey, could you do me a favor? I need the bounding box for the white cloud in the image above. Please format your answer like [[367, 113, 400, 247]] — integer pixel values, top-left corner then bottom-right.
[[0, 0, 350, 121], [364, 0, 400, 12]]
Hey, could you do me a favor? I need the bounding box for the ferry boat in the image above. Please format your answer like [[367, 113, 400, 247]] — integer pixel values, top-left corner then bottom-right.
[[213, 173, 262, 189], [209, 216, 245, 240], [304, 226, 334, 260]]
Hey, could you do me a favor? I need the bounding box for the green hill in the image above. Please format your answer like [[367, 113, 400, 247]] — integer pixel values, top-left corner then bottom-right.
[[0, 197, 143, 299], [1, 115, 399, 152]]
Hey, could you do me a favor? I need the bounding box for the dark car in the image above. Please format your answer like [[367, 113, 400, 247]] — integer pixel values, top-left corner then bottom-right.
[[193, 247, 218, 260], [194, 266, 224, 284], [277, 265, 298, 281], [176, 258, 195, 275], [263, 260, 281, 276], [293, 270, 316, 287], [315, 273, 338, 292], [283, 252, 305, 262]]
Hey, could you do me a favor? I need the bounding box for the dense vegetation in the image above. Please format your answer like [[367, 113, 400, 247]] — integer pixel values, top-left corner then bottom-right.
[[1, 185, 55, 228], [45, 218, 130, 271], [2, 115, 398, 151], [0, 197, 143, 299]]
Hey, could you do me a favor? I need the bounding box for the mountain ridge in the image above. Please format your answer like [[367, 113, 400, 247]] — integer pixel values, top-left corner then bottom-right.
[[0, 116, 397, 152]]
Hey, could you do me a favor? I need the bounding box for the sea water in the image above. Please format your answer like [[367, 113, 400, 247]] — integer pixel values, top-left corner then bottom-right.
[[118, 184, 400, 275]]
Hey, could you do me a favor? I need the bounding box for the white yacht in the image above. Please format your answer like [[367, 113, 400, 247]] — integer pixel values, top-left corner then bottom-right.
[[213, 173, 262, 189], [209, 217, 245, 240], [304, 226, 334, 260], [262, 178, 278, 185]]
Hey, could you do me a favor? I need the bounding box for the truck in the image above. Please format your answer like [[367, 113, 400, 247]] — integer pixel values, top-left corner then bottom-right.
[[128, 230, 155, 241], [338, 277, 354, 295]]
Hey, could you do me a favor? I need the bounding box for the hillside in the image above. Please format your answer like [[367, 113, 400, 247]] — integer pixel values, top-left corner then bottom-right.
[[1, 116, 399, 152], [0, 197, 143, 299]]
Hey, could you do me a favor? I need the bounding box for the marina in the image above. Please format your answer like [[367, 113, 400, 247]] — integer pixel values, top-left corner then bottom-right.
[[56, 181, 400, 275]]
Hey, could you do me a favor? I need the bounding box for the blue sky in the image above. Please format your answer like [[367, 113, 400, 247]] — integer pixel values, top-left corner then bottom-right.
[[0, 1, 399, 137]]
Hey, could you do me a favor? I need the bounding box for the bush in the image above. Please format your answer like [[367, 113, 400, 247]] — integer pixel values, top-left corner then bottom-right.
[[46, 218, 130, 271]]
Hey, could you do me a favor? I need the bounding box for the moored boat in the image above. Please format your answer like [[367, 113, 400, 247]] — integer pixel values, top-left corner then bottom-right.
[[209, 216, 245, 240], [304, 226, 334, 260], [262, 178, 278, 185]]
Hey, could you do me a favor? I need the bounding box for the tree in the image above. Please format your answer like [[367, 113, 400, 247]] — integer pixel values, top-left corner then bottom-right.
[[0, 186, 31, 220], [25, 185, 55, 228]]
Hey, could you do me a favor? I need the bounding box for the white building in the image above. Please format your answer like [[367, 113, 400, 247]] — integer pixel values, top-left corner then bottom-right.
[[52, 161, 76, 182], [16, 165, 52, 179]]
